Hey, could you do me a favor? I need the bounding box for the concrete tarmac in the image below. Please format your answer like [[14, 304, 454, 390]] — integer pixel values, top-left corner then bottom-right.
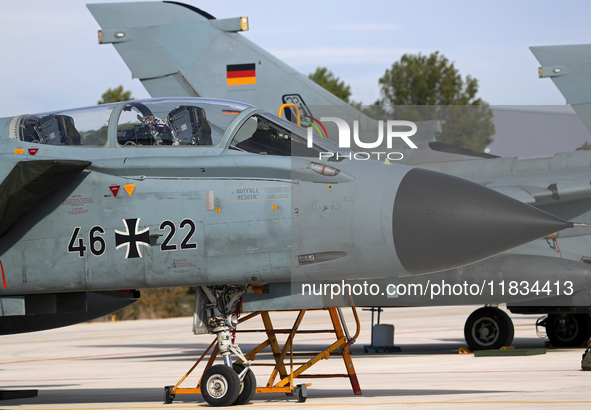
[[1, 305, 590, 409]]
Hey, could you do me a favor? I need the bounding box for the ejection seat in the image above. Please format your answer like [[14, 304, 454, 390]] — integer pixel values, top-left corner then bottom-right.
[[34, 114, 81, 145], [167, 105, 212, 145]]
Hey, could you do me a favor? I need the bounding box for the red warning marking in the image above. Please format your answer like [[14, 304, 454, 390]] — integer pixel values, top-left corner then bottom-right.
[[1, 259, 6, 289], [28, 148, 39, 156], [109, 185, 121, 198]]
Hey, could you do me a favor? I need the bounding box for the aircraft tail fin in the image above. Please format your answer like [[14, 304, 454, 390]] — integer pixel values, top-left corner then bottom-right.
[[87, 1, 368, 125], [531, 44, 591, 133]]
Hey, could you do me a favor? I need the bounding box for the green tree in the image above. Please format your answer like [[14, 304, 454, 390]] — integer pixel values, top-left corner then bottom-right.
[[308, 67, 351, 103], [579, 141, 591, 150], [98, 85, 133, 104], [378, 51, 494, 152], [351, 100, 389, 121]]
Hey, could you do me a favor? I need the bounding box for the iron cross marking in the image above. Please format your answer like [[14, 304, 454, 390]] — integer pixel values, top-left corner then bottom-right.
[[115, 218, 150, 259]]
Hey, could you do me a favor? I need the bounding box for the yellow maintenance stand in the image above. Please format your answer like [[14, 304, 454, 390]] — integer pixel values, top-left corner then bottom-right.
[[163, 305, 361, 405]]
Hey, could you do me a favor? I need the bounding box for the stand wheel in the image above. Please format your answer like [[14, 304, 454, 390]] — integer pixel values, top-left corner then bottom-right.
[[232, 363, 256, 405], [201, 364, 240, 407], [163, 386, 175, 404], [295, 384, 308, 403]]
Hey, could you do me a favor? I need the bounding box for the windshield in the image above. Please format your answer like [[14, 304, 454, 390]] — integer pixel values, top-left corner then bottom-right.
[[229, 112, 344, 157]]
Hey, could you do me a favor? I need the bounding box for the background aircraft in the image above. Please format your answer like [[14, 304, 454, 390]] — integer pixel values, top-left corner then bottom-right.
[[88, 1, 591, 350]]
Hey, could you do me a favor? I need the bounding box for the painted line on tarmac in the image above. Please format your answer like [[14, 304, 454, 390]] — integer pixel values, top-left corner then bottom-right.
[[360, 368, 574, 374], [11, 401, 591, 409]]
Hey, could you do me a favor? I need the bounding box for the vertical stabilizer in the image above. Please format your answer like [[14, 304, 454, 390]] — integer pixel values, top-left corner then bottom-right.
[[531, 44, 591, 133], [87, 1, 367, 126]]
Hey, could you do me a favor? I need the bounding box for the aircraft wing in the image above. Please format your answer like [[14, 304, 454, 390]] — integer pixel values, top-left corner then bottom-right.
[[420, 150, 591, 208], [487, 171, 591, 206], [0, 159, 91, 238]]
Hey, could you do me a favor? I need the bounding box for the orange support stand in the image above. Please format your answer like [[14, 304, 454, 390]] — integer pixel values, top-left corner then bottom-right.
[[164, 305, 362, 404]]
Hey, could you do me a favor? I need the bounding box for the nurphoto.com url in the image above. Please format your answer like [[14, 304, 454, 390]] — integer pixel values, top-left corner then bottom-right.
[[301, 279, 574, 300]]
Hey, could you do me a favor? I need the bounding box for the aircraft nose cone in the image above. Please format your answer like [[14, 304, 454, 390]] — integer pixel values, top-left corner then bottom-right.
[[393, 168, 571, 274]]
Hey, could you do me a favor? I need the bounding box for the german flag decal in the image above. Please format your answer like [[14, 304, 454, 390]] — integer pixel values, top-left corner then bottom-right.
[[227, 63, 256, 86]]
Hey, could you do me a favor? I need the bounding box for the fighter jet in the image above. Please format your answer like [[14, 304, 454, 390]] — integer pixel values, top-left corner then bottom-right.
[[0, 92, 580, 405], [87, 1, 591, 351]]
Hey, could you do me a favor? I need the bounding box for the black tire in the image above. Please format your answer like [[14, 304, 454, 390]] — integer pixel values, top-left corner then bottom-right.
[[464, 307, 514, 351], [163, 386, 175, 404], [295, 385, 307, 403], [546, 314, 591, 347], [201, 364, 240, 407], [232, 363, 256, 405]]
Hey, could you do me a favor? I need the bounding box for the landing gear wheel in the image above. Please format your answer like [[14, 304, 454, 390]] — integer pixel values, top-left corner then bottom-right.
[[201, 364, 240, 407], [545, 314, 591, 347], [163, 386, 175, 404], [464, 307, 514, 350], [232, 363, 256, 405]]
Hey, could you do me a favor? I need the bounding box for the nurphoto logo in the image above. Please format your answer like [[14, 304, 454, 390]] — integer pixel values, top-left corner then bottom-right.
[[307, 117, 418, 161]]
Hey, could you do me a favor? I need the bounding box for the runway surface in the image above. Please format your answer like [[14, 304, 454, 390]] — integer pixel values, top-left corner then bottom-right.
[[1, 305, 590, 409]]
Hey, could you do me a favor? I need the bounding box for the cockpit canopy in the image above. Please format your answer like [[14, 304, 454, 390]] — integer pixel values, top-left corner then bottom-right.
[[12, 98, 339, 157]]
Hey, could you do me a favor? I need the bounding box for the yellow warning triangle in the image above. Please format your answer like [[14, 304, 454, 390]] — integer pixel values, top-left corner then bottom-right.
[[124, 184, 136, 196]]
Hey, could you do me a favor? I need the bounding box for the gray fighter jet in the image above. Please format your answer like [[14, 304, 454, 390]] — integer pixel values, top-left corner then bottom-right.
[[0, 92, 580, 405]]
